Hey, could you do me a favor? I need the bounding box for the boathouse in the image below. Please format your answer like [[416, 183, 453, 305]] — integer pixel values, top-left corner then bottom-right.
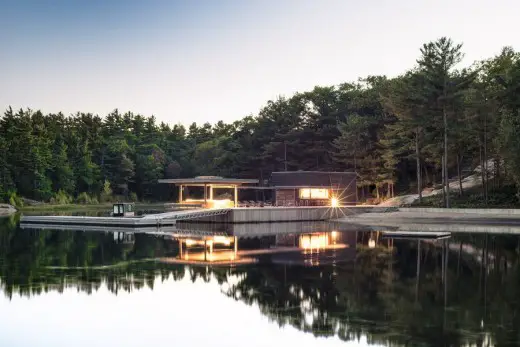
[[158, 176, 259, 208], [270, 171, 357, 207]]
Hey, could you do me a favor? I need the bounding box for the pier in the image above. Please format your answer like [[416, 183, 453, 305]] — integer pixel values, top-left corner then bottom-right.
[[20, 206, 389, 227], [20, 205, 520, 235]]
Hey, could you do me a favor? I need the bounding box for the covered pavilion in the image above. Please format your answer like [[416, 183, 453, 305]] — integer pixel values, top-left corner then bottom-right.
[[158, 176, 259, 208]]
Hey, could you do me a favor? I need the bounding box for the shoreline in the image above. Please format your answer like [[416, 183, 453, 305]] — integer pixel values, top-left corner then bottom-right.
[[0, 204, 17, 217]]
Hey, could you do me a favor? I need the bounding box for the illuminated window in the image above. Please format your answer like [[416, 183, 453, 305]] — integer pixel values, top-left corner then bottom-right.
[[299, 233, 330, 249], [299, 188, 329, 199]]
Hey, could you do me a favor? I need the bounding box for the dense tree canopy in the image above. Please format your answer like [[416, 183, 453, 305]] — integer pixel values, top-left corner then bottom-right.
[[1, 38, 519, 204]]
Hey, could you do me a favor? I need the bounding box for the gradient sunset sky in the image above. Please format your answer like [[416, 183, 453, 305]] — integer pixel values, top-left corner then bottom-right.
[[1, 0, 519, 125]]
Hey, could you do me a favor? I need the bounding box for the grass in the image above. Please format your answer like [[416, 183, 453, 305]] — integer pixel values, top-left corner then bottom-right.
[[412, 184, 520, 208]]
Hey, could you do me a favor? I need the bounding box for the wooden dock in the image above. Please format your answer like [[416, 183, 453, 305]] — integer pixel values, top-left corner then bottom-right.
[[20, 208, 231, 227], [20, 206, 387, 227]]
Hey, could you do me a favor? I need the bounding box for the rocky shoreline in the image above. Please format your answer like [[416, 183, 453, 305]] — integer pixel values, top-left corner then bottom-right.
[[0, 204, 17, 217]]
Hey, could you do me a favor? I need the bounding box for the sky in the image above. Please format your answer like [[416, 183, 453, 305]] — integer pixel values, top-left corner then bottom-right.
[[0, 274, 383, 347], [1, 0, 519, 126]]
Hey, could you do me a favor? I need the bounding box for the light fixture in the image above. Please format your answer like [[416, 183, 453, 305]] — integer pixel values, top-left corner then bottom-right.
[[331, 197, 339, 207]]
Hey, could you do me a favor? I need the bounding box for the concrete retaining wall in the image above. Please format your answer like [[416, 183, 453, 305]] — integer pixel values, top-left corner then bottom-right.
[[230, 206, 363, 223]]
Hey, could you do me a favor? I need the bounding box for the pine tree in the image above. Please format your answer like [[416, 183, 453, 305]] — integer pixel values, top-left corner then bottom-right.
[[52, 142, 75, 194], [382, 72, 430, 202], [417, 37, 474, 207]]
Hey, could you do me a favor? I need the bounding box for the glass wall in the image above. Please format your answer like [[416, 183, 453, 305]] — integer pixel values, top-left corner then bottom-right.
[[299, 188, 329, 199]]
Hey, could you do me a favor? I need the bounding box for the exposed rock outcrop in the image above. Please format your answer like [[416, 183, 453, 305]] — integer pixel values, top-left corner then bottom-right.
[[0, 204, 17, 216]]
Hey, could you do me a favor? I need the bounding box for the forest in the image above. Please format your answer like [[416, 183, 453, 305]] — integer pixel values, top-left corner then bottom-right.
[[1, 37, 519, 206]]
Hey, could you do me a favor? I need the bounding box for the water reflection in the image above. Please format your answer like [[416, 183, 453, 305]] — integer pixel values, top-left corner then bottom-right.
[[1, 214, 520, 346], [160, 230, 354, 266]]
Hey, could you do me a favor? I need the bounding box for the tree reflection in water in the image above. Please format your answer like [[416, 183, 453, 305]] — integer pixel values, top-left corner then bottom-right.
[[1, 215, 519, 346]]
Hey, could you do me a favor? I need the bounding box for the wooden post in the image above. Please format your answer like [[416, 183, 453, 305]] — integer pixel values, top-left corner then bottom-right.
[[179, 239, 183, 258], [209, 185, 213, 200], [204, 240, 207, 261], [179, 185, 183, 203], [234, 236, 238, 255], [204, 184, 207, 206], [234, 185, 238, 207]]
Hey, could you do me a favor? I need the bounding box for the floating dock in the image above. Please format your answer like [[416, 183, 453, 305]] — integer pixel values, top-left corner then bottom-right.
[[20, 208, 232, 227]]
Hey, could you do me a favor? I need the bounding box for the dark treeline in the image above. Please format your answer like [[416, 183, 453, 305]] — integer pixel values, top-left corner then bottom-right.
[[1, 37, 519, 205]]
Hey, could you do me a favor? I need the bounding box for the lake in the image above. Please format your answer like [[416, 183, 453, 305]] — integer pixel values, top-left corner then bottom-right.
[[1, 213, 519, 347]]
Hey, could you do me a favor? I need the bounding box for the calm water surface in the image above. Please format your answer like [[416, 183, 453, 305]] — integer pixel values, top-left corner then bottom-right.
[[1, 214, 519, 347]]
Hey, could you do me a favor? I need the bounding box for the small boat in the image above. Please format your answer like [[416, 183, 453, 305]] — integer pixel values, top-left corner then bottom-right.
[[112, 203, 135, 217]]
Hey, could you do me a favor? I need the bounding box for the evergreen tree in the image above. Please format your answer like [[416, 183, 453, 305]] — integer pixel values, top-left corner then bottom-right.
[[52, 141, 75, 194], [417, 37, 474, 207]]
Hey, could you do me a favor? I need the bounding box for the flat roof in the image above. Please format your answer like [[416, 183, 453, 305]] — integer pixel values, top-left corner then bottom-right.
[[158, 176, 258, 185], [271, 171, 356, 174], [268, 186, 351, 189]]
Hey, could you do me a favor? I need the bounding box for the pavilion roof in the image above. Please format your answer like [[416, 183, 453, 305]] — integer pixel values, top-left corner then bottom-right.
[[158, 176, 258, 186]]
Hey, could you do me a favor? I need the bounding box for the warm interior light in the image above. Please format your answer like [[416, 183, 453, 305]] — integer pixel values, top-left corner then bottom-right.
[[299, 188, 329, 199], [299, 233, 330, 249], [331, 197, 339, 207], [368, 239, 376, 248], [185, 239, 197, 247], [213, 236, 232, 246], [209, 199, 233, 209], [182, 198, 234, 208]]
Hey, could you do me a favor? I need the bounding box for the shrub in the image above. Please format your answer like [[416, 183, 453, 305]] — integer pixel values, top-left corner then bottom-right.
[[7, 191, 23, 208], [50, 190, 73, 205], [129, 192, 138, 202], [76, 192, 96, 204], [99, 180, 113, 202]]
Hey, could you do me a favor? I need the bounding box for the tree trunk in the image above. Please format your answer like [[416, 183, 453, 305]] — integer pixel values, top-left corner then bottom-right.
[[443, 104, 450, 208], [416, 128, 422, 203], [495, 157, 500, 189], [442, 156, 446, 207], [424, 165, 430, 188], [457, 153, 463, 196], [376, 185, 380, 200], [484, 113, 489, 202], [354, 157, 358, 202], [480, 144, 487, 206]]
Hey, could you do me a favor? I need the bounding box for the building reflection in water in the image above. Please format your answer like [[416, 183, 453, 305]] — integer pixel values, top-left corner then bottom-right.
[[175, 235, 240, 264], [164, 230, 357, 266]]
